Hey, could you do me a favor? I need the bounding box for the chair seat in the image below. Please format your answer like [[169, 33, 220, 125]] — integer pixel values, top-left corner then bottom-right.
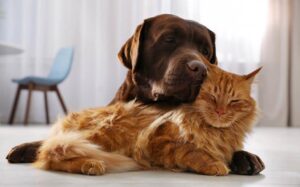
[[12, 76, 61, 86]]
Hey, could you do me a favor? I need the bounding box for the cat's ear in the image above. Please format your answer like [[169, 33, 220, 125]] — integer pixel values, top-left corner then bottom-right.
[[243, 67, 262, 83]]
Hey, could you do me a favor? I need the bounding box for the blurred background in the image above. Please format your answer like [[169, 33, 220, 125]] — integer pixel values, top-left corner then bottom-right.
[[0, 0, 299, 127]]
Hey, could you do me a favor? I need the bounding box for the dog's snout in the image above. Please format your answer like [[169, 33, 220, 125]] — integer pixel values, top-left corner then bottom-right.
[[186, 60, 207, 78]]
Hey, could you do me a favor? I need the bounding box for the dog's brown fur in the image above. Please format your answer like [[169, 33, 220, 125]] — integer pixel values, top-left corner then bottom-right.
[[111, 14, 217, 104], [34, 62, 260, 176]]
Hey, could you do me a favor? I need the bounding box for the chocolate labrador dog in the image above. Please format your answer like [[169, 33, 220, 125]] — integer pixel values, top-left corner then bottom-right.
[[6, 14, 264, 175]]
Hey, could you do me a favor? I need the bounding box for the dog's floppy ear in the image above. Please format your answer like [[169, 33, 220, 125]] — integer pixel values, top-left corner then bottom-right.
[[118, 22, 145, 72], [208, 29, 218, 65]]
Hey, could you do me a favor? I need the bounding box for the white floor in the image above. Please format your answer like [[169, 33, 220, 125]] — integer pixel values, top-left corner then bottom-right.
[[0, 125, 299, 187]]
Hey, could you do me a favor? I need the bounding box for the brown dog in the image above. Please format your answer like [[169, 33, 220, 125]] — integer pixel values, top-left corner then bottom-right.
[[6, 14, 264, 175], [111, 14, 216, 104]]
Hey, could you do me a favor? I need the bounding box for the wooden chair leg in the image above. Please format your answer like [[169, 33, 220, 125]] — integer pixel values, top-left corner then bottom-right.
[[8, 85, 22, 124], [44, 91, 50, 124], [24, 84, 33, 125], [54, 86, 68, 114]]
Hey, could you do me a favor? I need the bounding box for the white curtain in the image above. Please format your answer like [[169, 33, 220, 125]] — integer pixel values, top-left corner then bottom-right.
[[258, 0, 300, 127], [290, 0, 300, 127], [0, 0, 168, 123], [258, 0, 290, 127], [0, 0, 298, 126]]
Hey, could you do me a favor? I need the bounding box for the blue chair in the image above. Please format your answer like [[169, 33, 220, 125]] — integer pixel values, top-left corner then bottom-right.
[[8, 47, 74, 125]]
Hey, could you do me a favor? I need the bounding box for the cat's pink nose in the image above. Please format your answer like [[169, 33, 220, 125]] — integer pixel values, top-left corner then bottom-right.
[[215, 107, 226, 116]]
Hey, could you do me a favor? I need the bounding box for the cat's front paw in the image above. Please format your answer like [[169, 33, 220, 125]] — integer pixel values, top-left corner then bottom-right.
[[201, 161, 230, 176], [230, 151, 265, 175], [81, 159, 106, 175], [210, 162, 230, 176]]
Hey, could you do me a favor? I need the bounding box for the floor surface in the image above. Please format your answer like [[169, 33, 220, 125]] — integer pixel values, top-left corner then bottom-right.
[[0, 125, 299, 187]]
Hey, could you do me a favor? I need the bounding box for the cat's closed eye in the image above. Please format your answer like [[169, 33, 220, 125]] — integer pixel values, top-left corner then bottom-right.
[[229, 99, 240, 105], [206, 93, 217, 103], [229, 99, 249, 108]]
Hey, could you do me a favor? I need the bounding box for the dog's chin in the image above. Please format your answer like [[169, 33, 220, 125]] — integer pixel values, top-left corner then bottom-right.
[[154, 90, 198, 104], [161, 82, 202, 103], [135, 79, 202, 104]]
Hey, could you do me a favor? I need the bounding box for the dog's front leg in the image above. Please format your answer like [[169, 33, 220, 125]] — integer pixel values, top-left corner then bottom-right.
[[6, 140, 43, 163], [230, 150, 265, 175]]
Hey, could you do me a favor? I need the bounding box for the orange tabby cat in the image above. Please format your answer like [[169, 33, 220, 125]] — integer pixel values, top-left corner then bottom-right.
[[34, 64, 261, 176]]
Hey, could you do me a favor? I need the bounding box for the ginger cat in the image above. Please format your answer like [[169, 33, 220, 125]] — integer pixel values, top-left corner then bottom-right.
[[34, 64, 261, 176]]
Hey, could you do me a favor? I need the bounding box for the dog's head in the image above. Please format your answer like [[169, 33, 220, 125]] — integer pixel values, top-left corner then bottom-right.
[[118, 14, 217, 103]]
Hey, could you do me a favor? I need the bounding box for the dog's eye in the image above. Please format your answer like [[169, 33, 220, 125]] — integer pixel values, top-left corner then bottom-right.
[[164, 36, 176, 43], [202, 48, 210, 56]]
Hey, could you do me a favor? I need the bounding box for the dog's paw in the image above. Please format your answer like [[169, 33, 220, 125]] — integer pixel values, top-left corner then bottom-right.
[[81, 159, 106, 175], [6, 141, 42, 163], [230, 151, 265, 175]]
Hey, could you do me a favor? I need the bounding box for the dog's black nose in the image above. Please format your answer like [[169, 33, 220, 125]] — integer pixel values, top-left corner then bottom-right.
[[186, 60, 207, 78]]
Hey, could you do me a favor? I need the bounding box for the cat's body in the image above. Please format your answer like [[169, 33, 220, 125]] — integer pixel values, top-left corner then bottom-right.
[[34, 65, 260, 176]]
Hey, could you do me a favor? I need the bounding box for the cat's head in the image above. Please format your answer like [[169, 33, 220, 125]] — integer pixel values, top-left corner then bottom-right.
[[195, 64, 261, 128]]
